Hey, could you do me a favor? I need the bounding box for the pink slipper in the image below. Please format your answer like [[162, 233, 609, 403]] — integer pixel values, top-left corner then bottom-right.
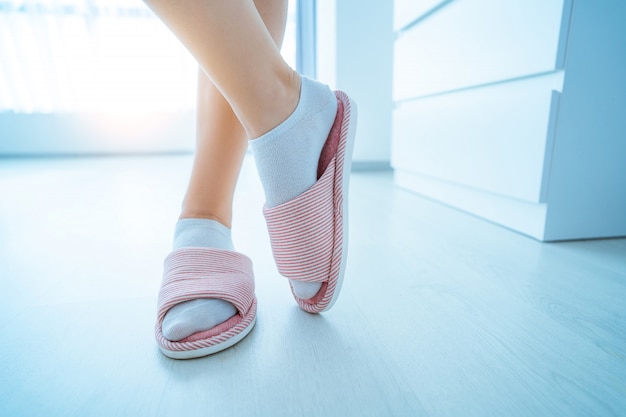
[[263, 90, 357, 313], [155, 248, 257, 359]]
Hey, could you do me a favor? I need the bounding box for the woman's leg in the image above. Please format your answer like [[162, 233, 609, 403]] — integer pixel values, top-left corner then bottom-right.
[[161, 0, 290, 342], [152, 0, 340, 349]]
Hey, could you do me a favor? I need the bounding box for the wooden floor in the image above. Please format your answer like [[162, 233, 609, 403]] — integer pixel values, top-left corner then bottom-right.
[[0, 155, 624, 417]]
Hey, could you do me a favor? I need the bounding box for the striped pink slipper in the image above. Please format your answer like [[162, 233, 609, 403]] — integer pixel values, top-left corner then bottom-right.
[[155, 248, 257, 359], [263, 90, 357, 313]]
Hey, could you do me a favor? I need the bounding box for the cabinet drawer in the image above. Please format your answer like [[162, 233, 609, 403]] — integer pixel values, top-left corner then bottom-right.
[[394, 0, 444, 31], [394, 0, 568, 100], [392, 75, 561, 203]]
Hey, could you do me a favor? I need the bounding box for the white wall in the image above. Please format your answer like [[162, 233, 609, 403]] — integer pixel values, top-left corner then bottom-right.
[[316, 0, 394, 168]]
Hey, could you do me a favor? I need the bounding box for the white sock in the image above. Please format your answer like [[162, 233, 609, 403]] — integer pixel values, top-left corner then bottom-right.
[[161, 218, 238, 342], [249, 76, 337, 299]]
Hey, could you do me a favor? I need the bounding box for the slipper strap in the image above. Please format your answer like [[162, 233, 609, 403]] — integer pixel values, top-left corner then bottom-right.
[[157, 248, 255, 322], [263, 155, 340, 283]]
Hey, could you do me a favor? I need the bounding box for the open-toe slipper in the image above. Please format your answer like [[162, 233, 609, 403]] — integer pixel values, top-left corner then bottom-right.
[[263, 90, 357, 313], [155, 248, 257, 359]]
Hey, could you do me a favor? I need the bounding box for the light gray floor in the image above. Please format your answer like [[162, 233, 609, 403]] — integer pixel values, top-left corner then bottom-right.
[[0, 155, 624, 417]]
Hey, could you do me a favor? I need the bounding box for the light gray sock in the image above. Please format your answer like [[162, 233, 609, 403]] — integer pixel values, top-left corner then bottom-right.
[[161, 218, 238, 342], [249, 76, 337, 299]]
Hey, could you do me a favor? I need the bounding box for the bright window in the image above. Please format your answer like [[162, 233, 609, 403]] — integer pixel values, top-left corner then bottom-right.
[[0, 0, 298, 114]]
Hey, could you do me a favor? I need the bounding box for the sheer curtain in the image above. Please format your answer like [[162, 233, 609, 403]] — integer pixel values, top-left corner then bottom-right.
[[0, 0, 199, 114]]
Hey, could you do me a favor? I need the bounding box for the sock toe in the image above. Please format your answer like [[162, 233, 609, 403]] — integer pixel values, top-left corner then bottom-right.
[[162, 298, 237, 342], [290, 281, 322, 300]]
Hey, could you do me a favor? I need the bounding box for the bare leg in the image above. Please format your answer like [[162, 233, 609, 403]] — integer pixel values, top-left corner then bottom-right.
[[181, 0, 289, 226]]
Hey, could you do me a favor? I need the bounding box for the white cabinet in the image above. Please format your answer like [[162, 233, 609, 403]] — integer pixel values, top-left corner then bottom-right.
[[392, 0, 626, 241], [393, 74, 562, 203], [394, 0, 567, 99]]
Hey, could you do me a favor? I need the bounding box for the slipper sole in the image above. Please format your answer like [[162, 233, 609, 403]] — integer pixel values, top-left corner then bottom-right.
[[319, 90, 358, 312]]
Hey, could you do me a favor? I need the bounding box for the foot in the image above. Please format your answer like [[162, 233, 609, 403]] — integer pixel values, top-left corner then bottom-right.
[[249, 76, 338, 300], [156, 247, 257, 359], [262, 90, 357, 313], [161, 218, 237, 341]]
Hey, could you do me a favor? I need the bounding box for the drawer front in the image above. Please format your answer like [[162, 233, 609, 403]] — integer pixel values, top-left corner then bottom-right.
[[394, 0, 567, 100], [394, 0, 444, 31], [392, 75, 561, 204]]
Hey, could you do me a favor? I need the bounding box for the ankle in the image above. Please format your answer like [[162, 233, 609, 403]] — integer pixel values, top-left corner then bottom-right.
[[247, 69, 301, 138], [173, 217, 234, 252], [178, 210, 231, 229], [249, 76, 337, 207]]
